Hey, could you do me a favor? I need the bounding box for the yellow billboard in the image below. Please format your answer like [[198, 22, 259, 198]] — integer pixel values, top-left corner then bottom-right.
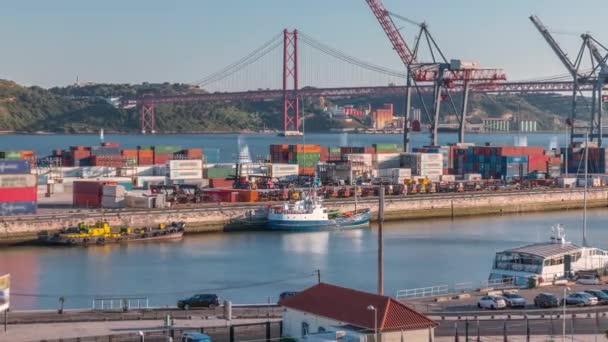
[[0, 274, 9, 312]]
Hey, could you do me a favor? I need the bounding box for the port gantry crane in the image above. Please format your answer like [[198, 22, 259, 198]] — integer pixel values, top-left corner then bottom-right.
[[530, 15, 608, 146], [365, 0, 506, 149]]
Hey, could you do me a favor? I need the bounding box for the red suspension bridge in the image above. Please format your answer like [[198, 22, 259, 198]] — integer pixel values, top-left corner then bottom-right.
[[127, 0, 607, 147]]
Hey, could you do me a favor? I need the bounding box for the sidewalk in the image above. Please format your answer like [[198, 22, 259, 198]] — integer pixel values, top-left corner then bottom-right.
[[0, 317, 279, 342]]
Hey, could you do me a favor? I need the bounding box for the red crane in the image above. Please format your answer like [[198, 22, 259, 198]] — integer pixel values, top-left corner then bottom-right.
[[365, 0, 506, 146]]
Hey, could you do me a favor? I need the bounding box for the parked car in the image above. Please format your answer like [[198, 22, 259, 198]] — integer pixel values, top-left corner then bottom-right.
[[477, 295, 507, 310], [177, 294, 220, 310], [502, 292, 526, 308], [534, 293, 559, 308], [576, 275, 601, 285], [278, 291, 298, 303], [181, 332, 212, 342], [563, 292, 598, 306], [585, 290, 608, 304]]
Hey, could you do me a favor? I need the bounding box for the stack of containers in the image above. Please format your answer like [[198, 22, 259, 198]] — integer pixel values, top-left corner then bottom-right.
[[153, 146, 182, 165], [548, 157, 561, 178], [90, 144, 122, 167], [0, 160, 37, 215], [562, 147, 608, 174], [175, 148, 203, 160], [121, 149, 139, 166], [270, 145, 290, 163], [288, 144, 321, 175], [137, 146, 154, 165], [327, 147, 342, 162], [453, 146, 544, 179], [167, 160, 203, 182], [73, 180, 117, 207], [400, 153, 443, 181], [101, 184, 126, 208], [70, 146, 92, 167], [414, 146, 452, 174], [378, 168, 412, 184]]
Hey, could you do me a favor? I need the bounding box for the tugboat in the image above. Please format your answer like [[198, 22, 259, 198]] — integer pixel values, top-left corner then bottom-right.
[[267, 192, 371, 231], [41, 221, 185, 246]]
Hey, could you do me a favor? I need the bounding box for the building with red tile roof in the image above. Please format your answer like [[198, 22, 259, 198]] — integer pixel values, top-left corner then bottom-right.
[[280, 283, 437, 342]]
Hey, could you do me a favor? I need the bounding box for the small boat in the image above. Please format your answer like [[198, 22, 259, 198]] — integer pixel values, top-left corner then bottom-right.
[[267, 193, 371, 231], [40, 221, 185, 246]]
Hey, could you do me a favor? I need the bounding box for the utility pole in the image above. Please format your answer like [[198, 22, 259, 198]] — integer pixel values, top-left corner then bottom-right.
[[315, 269, 321, 284], [377, 186, 385, 295]]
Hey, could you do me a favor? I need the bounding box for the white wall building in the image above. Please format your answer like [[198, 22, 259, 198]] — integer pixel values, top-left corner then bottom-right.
[[280, 283, 437, 342]]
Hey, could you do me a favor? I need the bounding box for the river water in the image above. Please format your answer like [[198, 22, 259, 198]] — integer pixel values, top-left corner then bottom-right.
[[2, 208, 607, 310], [0, 132, 564, 163]]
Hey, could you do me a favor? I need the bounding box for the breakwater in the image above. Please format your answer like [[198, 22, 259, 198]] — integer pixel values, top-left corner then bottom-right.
[[2, 188, 607, 245]]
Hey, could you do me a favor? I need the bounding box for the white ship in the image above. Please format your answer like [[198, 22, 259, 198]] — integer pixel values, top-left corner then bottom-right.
[[488, 225, 608, 286]]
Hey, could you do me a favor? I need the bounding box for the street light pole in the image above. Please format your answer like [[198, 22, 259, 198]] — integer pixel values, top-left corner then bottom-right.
[[367, 305, 378, 342], [562, 287, 570, 342]]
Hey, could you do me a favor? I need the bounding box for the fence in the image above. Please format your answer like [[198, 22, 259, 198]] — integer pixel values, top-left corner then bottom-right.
[[396, 278, 515, 300], [41, 321, 282, 342], [92, 297, 149, 311]]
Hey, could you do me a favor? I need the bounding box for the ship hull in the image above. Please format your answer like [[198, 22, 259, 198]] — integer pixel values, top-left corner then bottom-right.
[[41, 231, 184, 246], [267, 210, 371, 232]]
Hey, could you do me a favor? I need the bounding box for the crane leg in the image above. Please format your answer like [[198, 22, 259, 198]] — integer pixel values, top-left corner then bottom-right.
[[404, 74, 412, 152], [459, 81, 471, 144]]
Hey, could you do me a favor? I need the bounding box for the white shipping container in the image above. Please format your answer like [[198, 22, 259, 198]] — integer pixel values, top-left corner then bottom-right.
[[577, 178, 602, 187], [270, 164, 299, 177], [134, 176, 167, 188], [0, 174, 37, 188], [419, 169, 443, 176], [419, 161, 443, 169], [168, 169, 204, 180], [81, 167, 117, 178], [464, 173, 482, 181], [440, 175, 456, 182], [557, 177, 577, 188], [344, 153, 373, 166], [167, 160, 203, 171], [125, 194, 154, 208], [378, 168, 411, 177], [117, 166, 155, 177], [419, 153, 443, 163]]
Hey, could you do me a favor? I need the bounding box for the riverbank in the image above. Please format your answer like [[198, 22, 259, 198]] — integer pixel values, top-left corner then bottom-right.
[[2, 188, 607, 245]]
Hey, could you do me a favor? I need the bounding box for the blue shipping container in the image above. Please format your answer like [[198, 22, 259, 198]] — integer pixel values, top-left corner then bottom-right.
[[90, 147, 121, 156], [118, 182, 133, 191], [0, 160, 31, 174], [502, 156, 528, 164], [0, 201, 37, 215]]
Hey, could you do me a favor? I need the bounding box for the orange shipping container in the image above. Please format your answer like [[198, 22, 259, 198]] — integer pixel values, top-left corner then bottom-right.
[[291, 144, 321, 153], [234, 189, 259, 202], [121, 149, 139, 158], [299, 167, 315, 175]]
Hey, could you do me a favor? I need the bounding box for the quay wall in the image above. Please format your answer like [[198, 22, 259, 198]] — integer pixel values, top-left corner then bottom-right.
[[1, 189, 607, 245]]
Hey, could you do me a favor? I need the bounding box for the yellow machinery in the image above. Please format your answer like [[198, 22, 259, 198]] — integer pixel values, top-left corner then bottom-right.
[[64, 221, 121, 239]]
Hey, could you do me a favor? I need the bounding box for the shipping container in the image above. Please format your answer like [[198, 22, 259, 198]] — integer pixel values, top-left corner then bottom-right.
[[153, 145, 183, 154], [169, 169, 204, 180], [208, 178, 234, 188], [0, 201, 37, 215], [167, 160, 203, 171], [0, 187, 37, 202], [0, 174, 36, 188], [0, 160, 31, 174]]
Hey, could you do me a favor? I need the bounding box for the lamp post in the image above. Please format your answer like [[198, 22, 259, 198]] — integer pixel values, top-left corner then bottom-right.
[[562, 287, 570, 342], [138, 330, 145, 342], [367, 305, 378, 342]]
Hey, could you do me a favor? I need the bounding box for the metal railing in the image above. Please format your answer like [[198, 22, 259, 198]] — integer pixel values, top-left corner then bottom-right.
[[396, 285, 449, 299], [92, 296, 149, 311], [480, 278, 515, 289]]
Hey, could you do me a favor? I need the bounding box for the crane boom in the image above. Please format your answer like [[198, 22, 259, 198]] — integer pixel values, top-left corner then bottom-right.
[[583, 34, 607, 67], [529, 15, 578, 77], [365, 0, 416, 66]]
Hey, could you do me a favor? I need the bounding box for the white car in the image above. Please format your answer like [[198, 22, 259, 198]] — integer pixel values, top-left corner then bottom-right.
[[576, 275, 601, 285], [477, 295, 507, 310]]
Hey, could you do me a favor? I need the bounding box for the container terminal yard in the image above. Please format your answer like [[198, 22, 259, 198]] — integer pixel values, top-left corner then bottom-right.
[[0, 140, 606, 244]]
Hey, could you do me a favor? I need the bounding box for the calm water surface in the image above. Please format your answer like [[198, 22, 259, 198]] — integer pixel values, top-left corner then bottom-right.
[[2, 208, 606, 310]]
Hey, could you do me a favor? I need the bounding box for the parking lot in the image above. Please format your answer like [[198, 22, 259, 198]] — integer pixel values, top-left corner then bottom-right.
[[404, 282, 608, 314]]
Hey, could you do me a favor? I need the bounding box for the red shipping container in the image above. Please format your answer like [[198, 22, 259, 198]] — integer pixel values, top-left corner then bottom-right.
[[0, 187, 37, 202], [208, 178, 234, 188], [101, 142, 120, 147], [154, 154, 172, 165], [121, 149, 139, 158], [319, 147, 328, 162], [138, 157, 154, 166]]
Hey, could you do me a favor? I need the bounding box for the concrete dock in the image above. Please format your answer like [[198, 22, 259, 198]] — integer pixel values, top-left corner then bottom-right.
[[2, 187, 608, 245]]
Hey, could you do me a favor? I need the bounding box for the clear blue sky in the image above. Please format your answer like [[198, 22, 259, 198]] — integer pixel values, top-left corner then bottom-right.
[[1, 0, 606, 88]]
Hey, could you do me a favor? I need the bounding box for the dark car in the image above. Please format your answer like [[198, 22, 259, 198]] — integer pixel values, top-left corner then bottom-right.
[[585, 290, 608, 304], [177, 294, 219, 310], [534, 293, 559, 308], [278, 291, 298, 303]]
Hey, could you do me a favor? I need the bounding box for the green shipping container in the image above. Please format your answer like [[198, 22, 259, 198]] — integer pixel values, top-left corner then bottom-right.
[[153, 145, 182, 154], [291, 152, 320, 167], [205, 167, 235, 179], [137, 146, 153, 150], [373, 143, 399, 151], [2, 151, 22, 160]]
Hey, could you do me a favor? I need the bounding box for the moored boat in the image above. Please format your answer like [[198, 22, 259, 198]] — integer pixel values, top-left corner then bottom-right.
[[40, 221, 186, 246], [267, 193, 371, 231]]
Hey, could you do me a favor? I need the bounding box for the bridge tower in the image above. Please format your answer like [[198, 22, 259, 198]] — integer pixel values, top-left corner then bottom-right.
[[283, 29, 299, 132], [140, 98, 156, 134]]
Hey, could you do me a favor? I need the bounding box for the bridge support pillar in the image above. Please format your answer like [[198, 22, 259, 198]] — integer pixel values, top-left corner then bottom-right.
[[283, 29, 299, 132], [140, 102, 156, 134]]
